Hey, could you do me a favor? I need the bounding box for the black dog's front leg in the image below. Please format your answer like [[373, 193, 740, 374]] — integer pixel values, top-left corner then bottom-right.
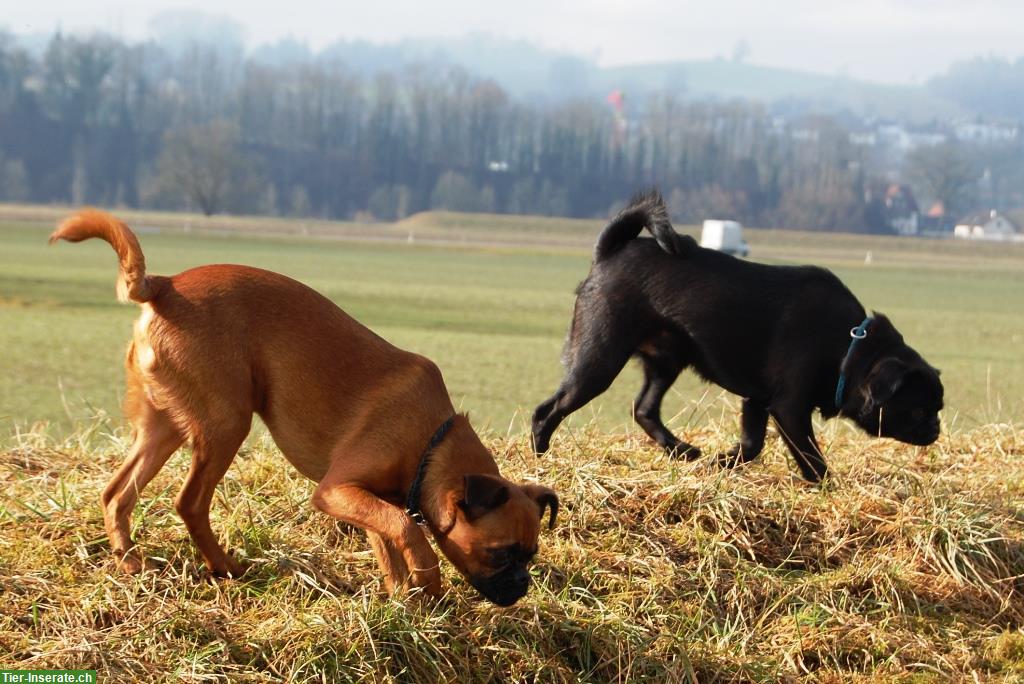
[[718, 398, 769, 468], [771, 403, 829, 482], [531, 394, 561, 454]]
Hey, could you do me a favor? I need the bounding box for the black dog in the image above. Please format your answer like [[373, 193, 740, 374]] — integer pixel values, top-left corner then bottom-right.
[[532, 191, 943, 481]]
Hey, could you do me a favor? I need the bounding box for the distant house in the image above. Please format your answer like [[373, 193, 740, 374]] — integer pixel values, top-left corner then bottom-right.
[[954, 122, 1019, 144], [875, 124, 946, 151], [920, 201, 948, 231], [953, 210, 1020, 240], [883, 184, 919, 235], [864, 182, 919, 234]]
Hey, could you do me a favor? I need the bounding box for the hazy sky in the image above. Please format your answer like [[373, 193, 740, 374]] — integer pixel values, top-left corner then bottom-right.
[[5, 0, 1023, 83]]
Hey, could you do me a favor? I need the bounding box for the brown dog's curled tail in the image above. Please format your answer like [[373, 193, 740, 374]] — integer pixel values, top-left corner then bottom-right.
[[49, 209, 154, 303]]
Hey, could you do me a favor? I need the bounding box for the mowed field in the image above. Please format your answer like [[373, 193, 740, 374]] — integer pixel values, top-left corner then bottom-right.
[[2, 207, 1024, 682]]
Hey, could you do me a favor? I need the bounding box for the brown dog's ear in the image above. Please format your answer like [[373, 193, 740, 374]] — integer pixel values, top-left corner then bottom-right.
[[861, 356, 908, 416], [520, 483, 560, 530], [459, 474, 510, 521]]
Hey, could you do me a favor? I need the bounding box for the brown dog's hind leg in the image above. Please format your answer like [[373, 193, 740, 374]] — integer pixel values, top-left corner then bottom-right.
[[718, 398, 769, 468], [634, 353, 699, 459], [312, 482, 442, 597], [101, 406, 184, 573], [174, 415, 251, 577]]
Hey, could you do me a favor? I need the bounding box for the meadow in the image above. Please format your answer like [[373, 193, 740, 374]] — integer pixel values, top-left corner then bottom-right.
[[1, 207, 1023, 681], [1, 208, 1022, 437]]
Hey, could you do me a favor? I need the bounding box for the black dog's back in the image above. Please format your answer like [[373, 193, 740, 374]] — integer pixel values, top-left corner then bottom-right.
[[578, 236, 863, 403]]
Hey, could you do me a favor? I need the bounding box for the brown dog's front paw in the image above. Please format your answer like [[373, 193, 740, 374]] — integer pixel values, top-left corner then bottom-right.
[[667, 442, 701, 460], [407, 565, 443, 599], [211, 552, 248, 579], [113, 548, 146, 574]]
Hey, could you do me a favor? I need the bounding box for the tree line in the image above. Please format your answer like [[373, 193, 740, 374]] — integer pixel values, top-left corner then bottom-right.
[[1, 31, 1020, 231]]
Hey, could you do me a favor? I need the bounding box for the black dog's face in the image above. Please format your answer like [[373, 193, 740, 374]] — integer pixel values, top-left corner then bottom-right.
[[854, 355, 944, 445]]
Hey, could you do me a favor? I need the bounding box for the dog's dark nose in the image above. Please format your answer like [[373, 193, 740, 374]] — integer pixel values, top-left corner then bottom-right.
[[471, 565, 531, 606], [509, 566, 530, 588], [908, 416, 940, 445]]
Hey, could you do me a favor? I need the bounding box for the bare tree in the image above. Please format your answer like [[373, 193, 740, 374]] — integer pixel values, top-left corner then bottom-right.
[[42, 34, 115, 203], [0, 151, 29, 201], [430, 171, 478, 211], [906, 142, 980, 219], [156, 120, 249, 215]]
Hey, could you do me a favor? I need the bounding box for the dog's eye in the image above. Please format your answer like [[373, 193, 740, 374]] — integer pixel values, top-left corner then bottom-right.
[[488, 546, 514, 566], [911, 408, 925, 421], [488, 544, 536, 568]]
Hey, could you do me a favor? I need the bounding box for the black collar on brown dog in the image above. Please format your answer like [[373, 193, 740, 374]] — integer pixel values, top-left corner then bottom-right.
[[405, 414, 457, 528]]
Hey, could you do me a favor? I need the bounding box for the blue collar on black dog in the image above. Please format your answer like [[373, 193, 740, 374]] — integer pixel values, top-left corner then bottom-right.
[[405, 414, 457, 528], [835, 317, 873, 409]]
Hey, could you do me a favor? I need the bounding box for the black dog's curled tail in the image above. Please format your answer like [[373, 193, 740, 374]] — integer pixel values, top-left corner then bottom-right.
[[593, 189, 695, 262]]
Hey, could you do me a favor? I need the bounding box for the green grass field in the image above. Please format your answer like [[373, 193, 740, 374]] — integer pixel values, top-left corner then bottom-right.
[[2, 208, 1024, 682], [1, 209, 1022, 440]]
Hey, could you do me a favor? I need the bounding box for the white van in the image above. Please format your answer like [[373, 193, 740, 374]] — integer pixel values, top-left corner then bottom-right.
[[700, 220, 749, 257]]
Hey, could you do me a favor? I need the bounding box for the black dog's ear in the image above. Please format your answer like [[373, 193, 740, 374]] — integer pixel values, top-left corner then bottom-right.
[[868, 312, 904, 344], [459, 474, 510, 521], [861, 356, 908, 416], [519, 483, 560, 530]]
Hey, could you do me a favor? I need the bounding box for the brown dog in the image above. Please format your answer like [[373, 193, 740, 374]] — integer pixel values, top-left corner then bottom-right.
[[50, 209, 558, 606]]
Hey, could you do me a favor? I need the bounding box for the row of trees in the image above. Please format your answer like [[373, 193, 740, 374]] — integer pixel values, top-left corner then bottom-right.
[[1, 30, 1020, 230]]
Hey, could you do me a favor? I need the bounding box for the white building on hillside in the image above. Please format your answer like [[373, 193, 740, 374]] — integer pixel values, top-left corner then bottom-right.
[[954, 122, 1019, 144]]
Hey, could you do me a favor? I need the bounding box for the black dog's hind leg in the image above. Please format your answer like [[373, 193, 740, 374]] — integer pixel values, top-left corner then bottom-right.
[[532, 347, 633, 454], [771, 403, 829, 482], [634, 353, 700, 459], [718, 398, 769, 468]]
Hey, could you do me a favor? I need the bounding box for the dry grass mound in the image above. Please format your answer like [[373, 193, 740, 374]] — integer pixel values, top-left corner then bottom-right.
[[2, 418, 1023, 682]]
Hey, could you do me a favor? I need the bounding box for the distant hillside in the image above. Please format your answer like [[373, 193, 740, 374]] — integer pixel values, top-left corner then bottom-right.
[[296, 35, 967, 122], [597, 59, 967, 122]]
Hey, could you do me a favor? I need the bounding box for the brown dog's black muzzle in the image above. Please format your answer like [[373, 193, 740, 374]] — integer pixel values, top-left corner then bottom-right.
[[471, 564, 531, 607]]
